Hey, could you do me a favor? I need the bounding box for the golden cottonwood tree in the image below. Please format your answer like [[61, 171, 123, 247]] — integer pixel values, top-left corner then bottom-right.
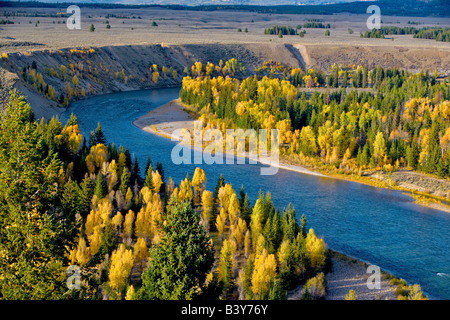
[[123, 210, 135, 239], [201, 190, 214, 229], [134, 237, 149, 270], [108, 243, 134, 294], [305, 228, 326, 271], [192, 168, 206, 204], [251, 248, 277, 297]]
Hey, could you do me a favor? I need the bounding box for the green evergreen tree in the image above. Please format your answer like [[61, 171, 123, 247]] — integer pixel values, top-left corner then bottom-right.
[[94, 122, 107, 145], [94, 172, 107, 199], [138, 197, 215, 299], [144, 164, 154, 191], [0, 90, 77, 299], [119, 168, 130, 196], [79, 173, 94, 217]]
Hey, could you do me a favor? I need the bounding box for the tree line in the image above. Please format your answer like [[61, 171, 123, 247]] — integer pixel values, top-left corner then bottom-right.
[[180, 61, 450, 178], [360, 26, 450, 42]]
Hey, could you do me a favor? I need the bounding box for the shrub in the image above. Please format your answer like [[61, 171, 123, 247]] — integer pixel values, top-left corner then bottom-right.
[[345, 289, 358, 300], [302, 272, 326, 300]]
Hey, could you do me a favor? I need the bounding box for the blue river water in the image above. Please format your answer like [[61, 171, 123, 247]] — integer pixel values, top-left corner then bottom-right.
[[61, 88, 450, 300]]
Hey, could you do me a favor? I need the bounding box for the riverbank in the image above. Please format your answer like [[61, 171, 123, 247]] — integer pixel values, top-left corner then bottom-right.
[[133, 99, 450, 214], [133, 99, 326, 178], [288, 250, 400, 300]]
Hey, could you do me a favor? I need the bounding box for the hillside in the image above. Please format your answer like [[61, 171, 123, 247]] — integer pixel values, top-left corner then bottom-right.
[[0, 43, 301, 118]]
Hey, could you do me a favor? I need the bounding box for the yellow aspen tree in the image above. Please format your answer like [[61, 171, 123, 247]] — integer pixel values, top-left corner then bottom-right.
[[152, 170, 163, 193], [108, 244, 134, 294], [251, 248, 277, 297], [228, 193, 240, 225], [108, 159, 118, 191], [178, 175, 193, 202], [111, 211, 123, 231], [88, 225, 102, 256], [305, 228, 326, 272], [418, 128, 431, 166], [276, 119, 293, 145], [232, 218, 247, 247], [91, 144, 108, 169], [85, 208, 101, 237], [172, 187, 179, 200], [192, 167, 206, 205], [85, 153, 95, 175], [140, 186, 153, 204], [125, 187, 133, 209], [440, 127, 450, 155], [277, 239, 291, 271], [254, 234, 266, 255], [57, 124, 82, 155], [125, 285, 135, 300], [135, 207, 152, 241], [192, 61, 202, 77], [152, 71, 160, 83], [250, 196, 264, 241], [201, 190, 213, 227], [123, 210, 135, 239], [205, 62, 214, 77], [70, 237, 90, 265], [373, 131, 387, 166], [218, 184, 235, 212], [98, 198, 113, 228], [133, 237, 149, 270], [244, 229, 251, 257], [216, 208, 227, 239]]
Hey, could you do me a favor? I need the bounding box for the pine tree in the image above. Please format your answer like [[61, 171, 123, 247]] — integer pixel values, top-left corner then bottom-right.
[[0, 91, 77, 299], [138, 197, 215, 300], [406, 137, 419, 170], [88, 131, 96, 149], [94, 122, 106, 145], [79, 173, 94, 217], [119, 168, 130, 196], [94, 172, 107, 199], [144, 164, 154, 191], [131, 158, 142, 187], [218, 239, 234, 294]]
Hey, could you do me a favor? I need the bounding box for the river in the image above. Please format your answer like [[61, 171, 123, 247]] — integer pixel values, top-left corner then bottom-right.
[[61, 87, 450, 300]]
